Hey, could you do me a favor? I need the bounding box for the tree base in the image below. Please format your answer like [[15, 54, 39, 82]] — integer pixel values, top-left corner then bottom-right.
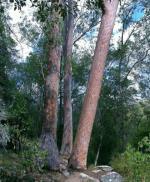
[[40, 132, 60, 170], [69, 156, 87, 170]]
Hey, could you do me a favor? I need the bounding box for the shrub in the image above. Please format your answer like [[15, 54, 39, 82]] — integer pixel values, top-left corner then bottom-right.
[[0, 140, 48, 181], [111, 136, 150, 182], [21, 140, 48, 172]]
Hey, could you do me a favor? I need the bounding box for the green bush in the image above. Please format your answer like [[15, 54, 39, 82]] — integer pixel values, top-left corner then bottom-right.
[[21, 140, 48, 172], [0, 150, 27, 181], [7, 91, 41, 150], [111, 136, 150, 182], [0, 140, 48, 181]]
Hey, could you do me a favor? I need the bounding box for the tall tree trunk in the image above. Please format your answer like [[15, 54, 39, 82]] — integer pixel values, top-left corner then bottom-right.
[[59, 60, 63, 126], [42, 3, 61, 140], [41, 1, 62, 170], [69, 0, 119, 169], [61, 0, 74, 160]]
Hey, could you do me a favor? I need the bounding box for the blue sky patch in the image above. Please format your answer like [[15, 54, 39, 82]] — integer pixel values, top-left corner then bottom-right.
[[132, 4, 144, 21]]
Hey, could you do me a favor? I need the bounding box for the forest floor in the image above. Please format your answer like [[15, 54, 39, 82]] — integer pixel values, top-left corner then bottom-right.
[[0, 150, 122, 182], [19, 170, 105, 182]]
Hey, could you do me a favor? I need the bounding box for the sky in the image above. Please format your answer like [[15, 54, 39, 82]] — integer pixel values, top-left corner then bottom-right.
[[8, 1, 35, 61], [132, 4, 144, 21], [8, 1, 145, 61]]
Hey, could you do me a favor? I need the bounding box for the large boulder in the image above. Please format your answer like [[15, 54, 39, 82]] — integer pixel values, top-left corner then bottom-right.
[[80, 173, 99, 182], [65, 172, 99, 182], [96, 165, 113, 172], [100, 172, 123, 182]]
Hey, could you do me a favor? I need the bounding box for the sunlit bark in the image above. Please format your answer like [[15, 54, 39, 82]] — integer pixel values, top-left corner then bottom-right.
[[41, 1, 62, 170], [69, 0, 119, 169]]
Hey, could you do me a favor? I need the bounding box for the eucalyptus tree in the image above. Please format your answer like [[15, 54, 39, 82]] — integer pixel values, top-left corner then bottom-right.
[[69, 0, 119, 169], [61, 0, 102, 161], [5, 0, 63, 169], [0, 2, 18, 114], [60, 0, 74, 160], [87, 0, 150, 164]]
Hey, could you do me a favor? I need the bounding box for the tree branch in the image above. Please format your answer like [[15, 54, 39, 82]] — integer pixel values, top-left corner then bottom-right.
[[73, 20, 101, 45], [123, 49, 149, 82]]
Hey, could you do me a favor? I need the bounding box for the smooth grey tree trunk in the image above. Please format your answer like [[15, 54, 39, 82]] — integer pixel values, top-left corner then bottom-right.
[[61, 0, 74, 160]]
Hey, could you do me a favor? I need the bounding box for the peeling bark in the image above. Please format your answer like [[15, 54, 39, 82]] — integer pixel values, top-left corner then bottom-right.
[[41, 1, 62, 170], [61, 0, 74, 159], [69, 0, 119, 169], [42, 2, 61, 140], [40, 132, 60, 170]]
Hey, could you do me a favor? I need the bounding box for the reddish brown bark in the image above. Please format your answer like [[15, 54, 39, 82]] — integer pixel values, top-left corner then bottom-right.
[[41, 1, 62, 170], [61, 0, 74, 159], [69, 0, 119, 169], [42, 7, 61, 140]]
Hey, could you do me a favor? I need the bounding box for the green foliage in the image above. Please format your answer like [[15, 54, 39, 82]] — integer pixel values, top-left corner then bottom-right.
[[0, 140, 48, 181], [0, 8, 16, 104], [6, 89, 43, 150], [0, 153, 27, 182], [0, 0, 149, 177], [138, 135, 150, 153], [21, 140, 48, 172], [111, 137, 150, 182], [0, 167, 25, 182], [72, 53, 91, 138], [131, 102, 150, 148], [8, 0, 67, 22], [36, 1, 67, 22], [72, 53, 91, 88], [8, 92, 34, 150], [86, 0, 104, 11]]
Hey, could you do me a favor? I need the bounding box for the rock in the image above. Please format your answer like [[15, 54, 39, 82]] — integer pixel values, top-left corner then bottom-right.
[[100, 172, 123, 182], [96, 165, 113, 172], [62, 170, 70, 177], [92, 169, 103, 174], [62, 158, 68, 166], [60, 156, 68, 170], [60, 163, 67, 170], [80, 173, 99, 182]]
